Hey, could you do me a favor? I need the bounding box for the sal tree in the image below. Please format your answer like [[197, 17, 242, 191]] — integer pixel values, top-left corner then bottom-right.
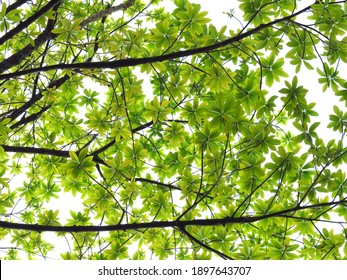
[[0, 0, 347, 260]]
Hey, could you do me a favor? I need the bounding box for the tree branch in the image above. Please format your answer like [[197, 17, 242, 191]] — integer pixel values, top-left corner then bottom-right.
[[0, 3, 60, 74], [89, 121, 154, 157], [0, 0, 61, 46], [0, 0, 134, 74], [178, 226, 234, 260], [1, 199, 345, 232], [5, 0, 30, 15], [0, 2, 314, 80], [10, 105, 51, 129], [0, 144, 106, 165], [80, 0, 135, 27], [4, 75, 69, 121]]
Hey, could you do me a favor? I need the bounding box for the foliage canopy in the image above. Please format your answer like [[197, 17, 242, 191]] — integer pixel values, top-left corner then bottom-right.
[[1, 0, 347, 260]]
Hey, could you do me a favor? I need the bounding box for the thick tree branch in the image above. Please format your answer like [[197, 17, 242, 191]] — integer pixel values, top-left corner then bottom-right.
[[0, 2, 62, 74], [90, 121, 154, 157], [178, 226, 234, 260], [135, 177, 181, 191], [5, 75, 69, 121], [0, 144, 106, 165], [80, 0, 135, 27], [9, 105, 51, 129], [0, 0, 134, 74], [132, 120, 154, 133], [1, 199, 346, 232], [1, 144, 69, 157], [0, 2, 314, 80], [135, 177, 213, 199], [5, 0, 30, 15], [0, 0, 61, 46]]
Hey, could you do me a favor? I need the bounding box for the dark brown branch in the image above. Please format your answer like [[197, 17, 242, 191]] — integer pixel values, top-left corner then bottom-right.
[[0, 3, 314, 80], [6, 75, 69, 121], [132, 121, 154, 133], [135, 177, 181, 191], [0, 144, 106, 165], [0, 4, 59, 74], [90, 121, 154, 157], [1, 145, 69, 157], [90, 139, 116, 157], [0, 0, 61, 46], [80, 0, 135, 27], [10, 105, 51, 129], [0, 0, 135, 74], [135, 177, 212, 198], [5, 44, 92, 123], [5, 0, 30, 15], [1, 199, 346, 232], [178, 226, 234, 260]]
